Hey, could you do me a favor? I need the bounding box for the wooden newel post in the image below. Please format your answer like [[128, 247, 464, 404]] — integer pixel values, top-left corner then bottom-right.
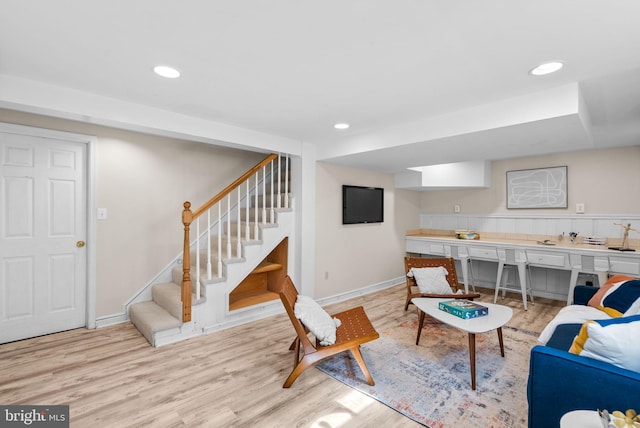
[[181, 201, 193, 322]]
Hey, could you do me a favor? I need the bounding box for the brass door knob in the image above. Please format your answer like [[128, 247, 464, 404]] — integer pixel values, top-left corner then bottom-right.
[[76, 241, 86, 248]]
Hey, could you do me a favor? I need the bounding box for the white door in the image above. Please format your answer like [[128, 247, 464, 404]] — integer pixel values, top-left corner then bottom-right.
[[1, 124, 88, 343]]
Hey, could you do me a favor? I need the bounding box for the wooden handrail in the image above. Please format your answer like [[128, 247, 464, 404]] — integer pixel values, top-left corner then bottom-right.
[[180, 153, 279, 322], [191, 153, 278, 219]]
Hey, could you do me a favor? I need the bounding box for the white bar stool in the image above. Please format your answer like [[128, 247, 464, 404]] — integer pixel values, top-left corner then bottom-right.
[[568, 255, 609, 304], [494, 248, 534, 310], [448, 244, 475, 293]]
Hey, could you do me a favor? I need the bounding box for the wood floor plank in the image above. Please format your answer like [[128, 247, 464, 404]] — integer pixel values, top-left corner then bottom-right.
[[0, 283, 563, 427]]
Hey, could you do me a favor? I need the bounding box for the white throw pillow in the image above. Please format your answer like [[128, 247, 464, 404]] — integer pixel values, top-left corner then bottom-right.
[[294, 295, 342, 346], [569, 315, 640, 372], [407, 266, 454, 294], [623, 297, 640, 316]]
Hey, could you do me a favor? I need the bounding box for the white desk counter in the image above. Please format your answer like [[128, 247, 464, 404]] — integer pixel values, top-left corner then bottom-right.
[[406, 234, 640, 303]]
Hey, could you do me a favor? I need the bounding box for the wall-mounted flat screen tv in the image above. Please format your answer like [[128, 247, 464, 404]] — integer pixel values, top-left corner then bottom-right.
[[342, 185, 384, 224]]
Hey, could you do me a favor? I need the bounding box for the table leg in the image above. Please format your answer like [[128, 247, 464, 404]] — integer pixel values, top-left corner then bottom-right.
[[497, 327, 505, 357], [468, 332, 476, 390], [416, 309, 425, 345]]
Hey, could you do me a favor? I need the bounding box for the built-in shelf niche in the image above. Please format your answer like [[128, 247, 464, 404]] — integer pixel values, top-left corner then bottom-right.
[[229, 237, 288, 311]]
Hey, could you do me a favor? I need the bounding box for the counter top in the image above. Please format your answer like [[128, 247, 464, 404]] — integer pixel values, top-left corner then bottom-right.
[[406, 232, 640, 302], [405, 233, 638, 254]]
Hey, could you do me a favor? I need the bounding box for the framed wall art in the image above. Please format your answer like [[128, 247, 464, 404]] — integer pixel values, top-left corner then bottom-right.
[[506, 166, 567, 209]]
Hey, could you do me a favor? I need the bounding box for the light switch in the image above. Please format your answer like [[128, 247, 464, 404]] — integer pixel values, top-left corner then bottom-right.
[[454, 204, 461, 213], [97, 208, 108, 220], [576, 203, 585, 214]]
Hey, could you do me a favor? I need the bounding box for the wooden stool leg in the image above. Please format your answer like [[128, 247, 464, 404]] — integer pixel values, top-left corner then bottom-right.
[[468, 333, 476, 390], [416, 309, 426, 345]]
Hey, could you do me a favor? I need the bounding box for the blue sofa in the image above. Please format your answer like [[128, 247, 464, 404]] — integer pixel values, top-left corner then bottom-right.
[[527, 286, 640, 428]]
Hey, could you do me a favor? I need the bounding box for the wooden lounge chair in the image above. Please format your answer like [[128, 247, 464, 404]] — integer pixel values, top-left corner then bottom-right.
[[277, 275, 380, 388], [404, 256, 481, 311]]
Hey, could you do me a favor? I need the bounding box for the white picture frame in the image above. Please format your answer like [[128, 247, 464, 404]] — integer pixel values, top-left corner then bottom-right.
[[506, 166, 567, 209]]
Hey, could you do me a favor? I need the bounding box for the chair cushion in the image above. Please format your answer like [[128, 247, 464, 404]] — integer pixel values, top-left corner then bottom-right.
[[294, 295, 342, 346], [588, 276, 640, 317], [407, 266, 454, 294], [569, 315, 640, 372]]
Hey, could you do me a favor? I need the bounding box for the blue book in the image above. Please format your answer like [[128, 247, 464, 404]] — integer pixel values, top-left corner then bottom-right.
[[438, 299, 489, 319]]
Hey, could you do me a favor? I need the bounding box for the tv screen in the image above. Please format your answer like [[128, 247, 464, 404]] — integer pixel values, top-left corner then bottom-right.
[[342, 185, 384, 224]]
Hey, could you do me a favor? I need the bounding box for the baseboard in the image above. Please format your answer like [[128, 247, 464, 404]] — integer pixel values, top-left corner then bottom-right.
[[316, 276, 404, 307], [95, 312, 128, 328], [203, 305, 285, 334], [203, 276, 404, 334]]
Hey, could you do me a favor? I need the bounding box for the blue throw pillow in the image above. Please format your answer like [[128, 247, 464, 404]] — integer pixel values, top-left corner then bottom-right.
[[601, 280, 640, 317]]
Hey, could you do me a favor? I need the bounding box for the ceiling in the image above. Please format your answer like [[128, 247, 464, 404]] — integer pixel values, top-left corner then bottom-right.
[[1, 1, 640, 175]]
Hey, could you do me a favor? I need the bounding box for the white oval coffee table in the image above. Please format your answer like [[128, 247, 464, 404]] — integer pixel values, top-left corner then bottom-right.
[[560, 410, 603, 428], [412, 297, 513, 390]]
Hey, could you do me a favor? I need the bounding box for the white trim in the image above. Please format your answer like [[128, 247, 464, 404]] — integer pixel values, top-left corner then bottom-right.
[[0, 122, 98, 331], [86, 135, 98, 328], [202, 276, 403, 335], [95, 313, 128, 328], [316, 276, 404, 307], [0, 75, 302, 156]]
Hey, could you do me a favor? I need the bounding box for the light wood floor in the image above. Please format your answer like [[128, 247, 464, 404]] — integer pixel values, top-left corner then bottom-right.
[[0, 284, 564, 428]]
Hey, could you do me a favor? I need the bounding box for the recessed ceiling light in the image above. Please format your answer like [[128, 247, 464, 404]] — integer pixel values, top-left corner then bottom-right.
[[529, 61, 564, 76], [153, 65, 181, 78], [334, 123, 350, 130]]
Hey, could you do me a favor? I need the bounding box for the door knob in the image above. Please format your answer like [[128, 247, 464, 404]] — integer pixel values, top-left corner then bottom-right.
[[76, 241, 86, 248]]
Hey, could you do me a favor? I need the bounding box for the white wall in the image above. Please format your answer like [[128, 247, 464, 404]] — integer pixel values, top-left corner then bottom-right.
[[0, 109, 266, 317], [420, 146, 640, 215], [314, 162, 421, 299]]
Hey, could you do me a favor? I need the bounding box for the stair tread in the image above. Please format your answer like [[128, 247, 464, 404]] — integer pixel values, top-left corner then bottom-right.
[[130, 301, 182, 346], [252, 261, 282, 273], [130, 301, 181, 331], [229, 291, 279, 311]]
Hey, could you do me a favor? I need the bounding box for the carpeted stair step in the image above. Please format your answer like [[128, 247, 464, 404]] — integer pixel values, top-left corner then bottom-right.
[[171, 262, 231, 286], [226, 220, 277, 238], [255, 193, 290, 208], [129, 301, 181, 346], [152, 282, 185, 319]]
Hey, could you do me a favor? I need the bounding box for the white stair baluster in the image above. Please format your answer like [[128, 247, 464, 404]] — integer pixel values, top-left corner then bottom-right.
[[270, 159, 274, 223], [195, 217, 200, 298], [217, 204, 222, 278], [262, 165, 267, 224], [277, 154, 282, 209], [285, 154, 289, 208], [226, 194, 232, 260], [254, 172, 259, 240], [236, 187, 242, 257], [206, 209, 211, 280], [245, 181, 250, 241]]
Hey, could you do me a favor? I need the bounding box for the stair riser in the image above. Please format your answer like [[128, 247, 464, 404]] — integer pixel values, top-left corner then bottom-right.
[[152, 285, 183, 320], [253, 193, 289, 208]]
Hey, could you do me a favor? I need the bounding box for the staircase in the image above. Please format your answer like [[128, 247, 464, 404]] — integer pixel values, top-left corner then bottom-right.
[[128, 154, 293, 346]]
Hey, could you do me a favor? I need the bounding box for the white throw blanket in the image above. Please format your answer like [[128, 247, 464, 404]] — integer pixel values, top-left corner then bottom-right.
[[538, 305, 610, 345]]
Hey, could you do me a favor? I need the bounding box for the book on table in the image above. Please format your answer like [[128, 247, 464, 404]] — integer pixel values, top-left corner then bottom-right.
[[438, 299, 488, 319]]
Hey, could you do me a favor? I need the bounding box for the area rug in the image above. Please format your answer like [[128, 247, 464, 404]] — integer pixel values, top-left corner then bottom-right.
[[316, 317, 539, 428]]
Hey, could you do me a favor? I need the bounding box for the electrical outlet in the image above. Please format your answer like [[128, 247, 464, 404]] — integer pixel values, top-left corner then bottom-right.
[[576, 203, 585, 214], [454, 204, 461, 213]]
